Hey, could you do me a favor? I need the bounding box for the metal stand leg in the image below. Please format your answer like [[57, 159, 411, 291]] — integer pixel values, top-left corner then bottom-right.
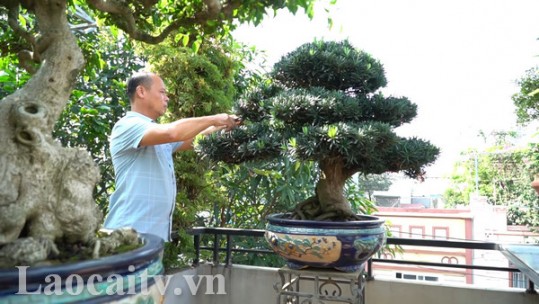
[[274, 266, 366, 304]]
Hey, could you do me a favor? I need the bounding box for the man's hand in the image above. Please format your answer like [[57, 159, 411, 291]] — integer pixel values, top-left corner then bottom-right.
[[213, 113, 242, 131]]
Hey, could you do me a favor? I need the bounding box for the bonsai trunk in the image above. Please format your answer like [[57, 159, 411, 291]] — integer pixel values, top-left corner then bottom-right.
[[0, 1, 133, 267], [293, 158, 357, 221]]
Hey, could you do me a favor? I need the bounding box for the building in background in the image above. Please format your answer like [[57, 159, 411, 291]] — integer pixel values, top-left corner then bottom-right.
[[372, 195, 539, 288]]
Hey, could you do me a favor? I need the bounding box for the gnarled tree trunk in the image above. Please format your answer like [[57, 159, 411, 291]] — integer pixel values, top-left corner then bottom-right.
[[293, 157, 357, 221], [317, 157, 354, 218], [0, 0, 104, 266]]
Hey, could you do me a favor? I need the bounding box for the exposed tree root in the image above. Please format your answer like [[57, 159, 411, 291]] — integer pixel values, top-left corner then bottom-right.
[[287, 196, 364, 222]]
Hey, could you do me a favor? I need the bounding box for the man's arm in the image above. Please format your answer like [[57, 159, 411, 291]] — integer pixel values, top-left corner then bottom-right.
[[139, 114, 237, 147], [175, 125, 227, 152]]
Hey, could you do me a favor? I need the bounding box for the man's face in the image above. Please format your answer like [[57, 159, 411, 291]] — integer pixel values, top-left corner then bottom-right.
[[145, 75, 169, 119]]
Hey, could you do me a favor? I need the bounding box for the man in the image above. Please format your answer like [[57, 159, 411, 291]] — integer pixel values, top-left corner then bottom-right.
[[103, 71, 239, 241]]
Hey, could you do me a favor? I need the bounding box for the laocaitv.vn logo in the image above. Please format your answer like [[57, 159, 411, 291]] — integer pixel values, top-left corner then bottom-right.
[[12, 265, 226, 297]]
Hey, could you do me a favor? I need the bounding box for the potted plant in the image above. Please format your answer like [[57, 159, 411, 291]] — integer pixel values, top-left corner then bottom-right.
[[197, 40, 439, 271]]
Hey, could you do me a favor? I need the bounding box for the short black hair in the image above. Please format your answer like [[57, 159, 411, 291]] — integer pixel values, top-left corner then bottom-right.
[[126, 72, 154, 103]]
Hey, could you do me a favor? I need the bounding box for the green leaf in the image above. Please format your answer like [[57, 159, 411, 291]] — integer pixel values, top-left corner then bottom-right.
[[182, 35, 189, 47], [527, 88, 539, 97], [192, 40, 201, 53], [18, 15, 26, 27], [289, 137, 297, 148], [327, 125, 338, 138]]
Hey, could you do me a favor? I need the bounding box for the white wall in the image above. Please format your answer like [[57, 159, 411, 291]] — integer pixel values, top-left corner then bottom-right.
[[164, 264, 538, 304]]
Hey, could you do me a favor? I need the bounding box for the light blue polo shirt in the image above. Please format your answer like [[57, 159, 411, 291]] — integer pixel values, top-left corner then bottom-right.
[[104, 111, 182, 241]]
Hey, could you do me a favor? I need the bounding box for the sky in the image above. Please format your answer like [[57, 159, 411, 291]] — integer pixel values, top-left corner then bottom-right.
[[232, 0, 539, 193]]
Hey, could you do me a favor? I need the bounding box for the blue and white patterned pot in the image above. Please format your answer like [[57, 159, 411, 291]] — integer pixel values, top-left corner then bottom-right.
[[265, 213, 386, 272], [0, 233, 164, 304]]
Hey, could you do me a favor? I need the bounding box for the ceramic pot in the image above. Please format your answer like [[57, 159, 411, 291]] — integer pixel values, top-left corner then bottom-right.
[[0, 233, 164, 303], [265, 213, 386, 272]]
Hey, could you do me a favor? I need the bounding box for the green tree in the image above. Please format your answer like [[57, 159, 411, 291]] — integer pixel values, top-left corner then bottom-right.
[[443, 132, 539, 228], [0, 0, 327, 266], [513, 66, 539, 124], [357, 173, 393, 201], [197, 40, 439, 222], [142, 40, 241, 267]]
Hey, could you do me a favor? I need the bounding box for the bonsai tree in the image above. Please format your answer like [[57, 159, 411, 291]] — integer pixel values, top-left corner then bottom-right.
[[197, 40, 440, 221], [0, 0, 322, 267]]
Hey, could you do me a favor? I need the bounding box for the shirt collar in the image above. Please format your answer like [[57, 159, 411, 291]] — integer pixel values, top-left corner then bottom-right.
[[126, 111, 154, 123]]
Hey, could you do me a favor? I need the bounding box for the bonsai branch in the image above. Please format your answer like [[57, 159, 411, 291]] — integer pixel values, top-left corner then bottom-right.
[[6, 2, 36, 48], [5, 3, 41, 73], [87, 0, 243, 45]]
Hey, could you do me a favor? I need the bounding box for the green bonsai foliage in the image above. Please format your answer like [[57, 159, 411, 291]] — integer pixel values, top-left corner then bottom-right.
[[197, 40, 440, 221]]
